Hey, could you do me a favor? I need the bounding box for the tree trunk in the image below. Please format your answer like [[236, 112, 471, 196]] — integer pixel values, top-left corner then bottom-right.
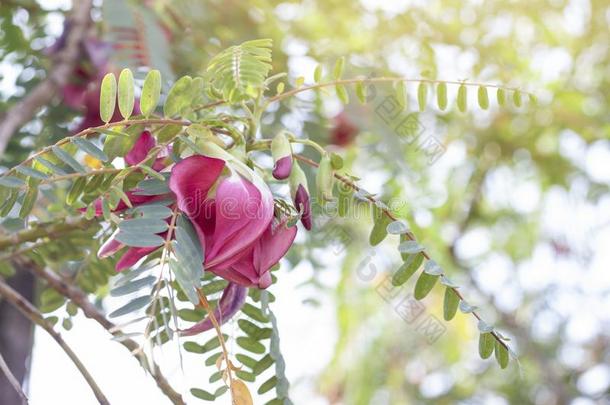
[[0, 268, 35, 405]]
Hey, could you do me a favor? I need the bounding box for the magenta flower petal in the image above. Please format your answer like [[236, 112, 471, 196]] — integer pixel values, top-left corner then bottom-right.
[[295, 184, 312, 230], [168, 155, 226, 218], [116, 246, 161, 272], [272, 156, 293, 180], [98, 235, 124, 258], [205, 174, 274, 270], [179, 283, 246, 336], [231, 217, 297, 288], [125, 131, 156, 166]]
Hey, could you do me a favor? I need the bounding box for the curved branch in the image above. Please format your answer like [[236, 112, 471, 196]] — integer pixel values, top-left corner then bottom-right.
[[0, 0, 93, 156], [0, 350, 28, 404], [20, 259, 186, 405], [292, 153, 512, 353], [0, 276, 110, 404]]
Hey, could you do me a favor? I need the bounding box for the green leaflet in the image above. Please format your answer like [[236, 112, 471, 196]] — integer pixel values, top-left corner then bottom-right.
[[314, 64, 322, 83], [479, 332, 494, 359], [100, 73, 117, 123], [457, 84, 467, 112], [0, 176, 25, 188], [164, 75, 193, 117], [115, 231, 164, 248], [333, 57, 345, 80], [414, 271, 439, 300], [478, 86, 489, 109], [190, 388, 215, 401], [443, 287, 459, 321], [109, 296, 151, 318], [336, 84, 349, 104], [110, 276, 156, 297], [437, 82, 447, 110], [392, 253, 424, 286], [497, 88, 506, 106], [495, 339, 509, 368], [15, 166, 48, 180], [417, 82, 427, 111], [72, 138, 109, 162], [118, 68, 135, 119], [19, 186, 37, 218], [119, 218, 169, 234], [52, 146, 85, 173], [140, 69, 161, 117], [369, 213, 391, 246]]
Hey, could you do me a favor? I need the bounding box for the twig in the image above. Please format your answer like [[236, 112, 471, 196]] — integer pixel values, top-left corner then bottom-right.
[[18, 260, 186, 405], [0, 350, 28, 404], [293, 153, 511, 352], [0, 217, 93, 250], [196, 290, 235, 388], [265, 76, 534, 107], [0, 0, 93, 155], [1, 117, 190, 179], [0, 276, 110, 404]]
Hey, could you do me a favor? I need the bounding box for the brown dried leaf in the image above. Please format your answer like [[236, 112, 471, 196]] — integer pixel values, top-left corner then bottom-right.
[[231, 379, 253, 405]]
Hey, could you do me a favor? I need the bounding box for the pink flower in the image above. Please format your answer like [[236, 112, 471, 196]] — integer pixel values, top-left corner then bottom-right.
[[169, 154, 296, 288], [90, 131, 170, 216], [179, 283, 247, 336]]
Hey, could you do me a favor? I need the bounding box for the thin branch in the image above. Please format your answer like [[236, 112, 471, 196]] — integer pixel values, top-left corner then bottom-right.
[[292, 153, 511, 352], [19, 259, 186, 405], [265, 76, 534, 107], [0, 0, 93, 155], [0, 217, 93, 250], [0, 276, 110, 404], [0, 350, 28, 405], [1, 117, 190, 179]]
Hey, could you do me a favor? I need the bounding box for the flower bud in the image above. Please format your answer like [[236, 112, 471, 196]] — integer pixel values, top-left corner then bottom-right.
[[316, 153, 334, 202], [271, 131, 293, 179], [289, 162, 311, 230]]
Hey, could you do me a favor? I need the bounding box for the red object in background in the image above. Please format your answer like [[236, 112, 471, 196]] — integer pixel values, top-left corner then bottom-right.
[[330, 111, 358, 147]]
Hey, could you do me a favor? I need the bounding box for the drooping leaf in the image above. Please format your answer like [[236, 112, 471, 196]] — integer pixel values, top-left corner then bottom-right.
[[15, 166, 48, 180], [110, 276, 156, 297], [479, 332, 494, 359], [392, 253, 424, 286], [72, 138, 109, 162], [333, 57, 345, 80], [414, 272, 438, 300], [109, 295, 152, 318], [0, 176, 25, 188], [369, 214, 391, 246], [457, 84, 467, 112], [313, 64, 322, 83], [437, 82, 447, 110], [513, 89, 522, 107], [417, 82, 427, 111], [443, 287, 459, 321], [497, 88, 506, 106], [478, 86, 489, 110], [19, 186, 37, 218], [52, 146, 85, 173], [495, 339, 509, 368]]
